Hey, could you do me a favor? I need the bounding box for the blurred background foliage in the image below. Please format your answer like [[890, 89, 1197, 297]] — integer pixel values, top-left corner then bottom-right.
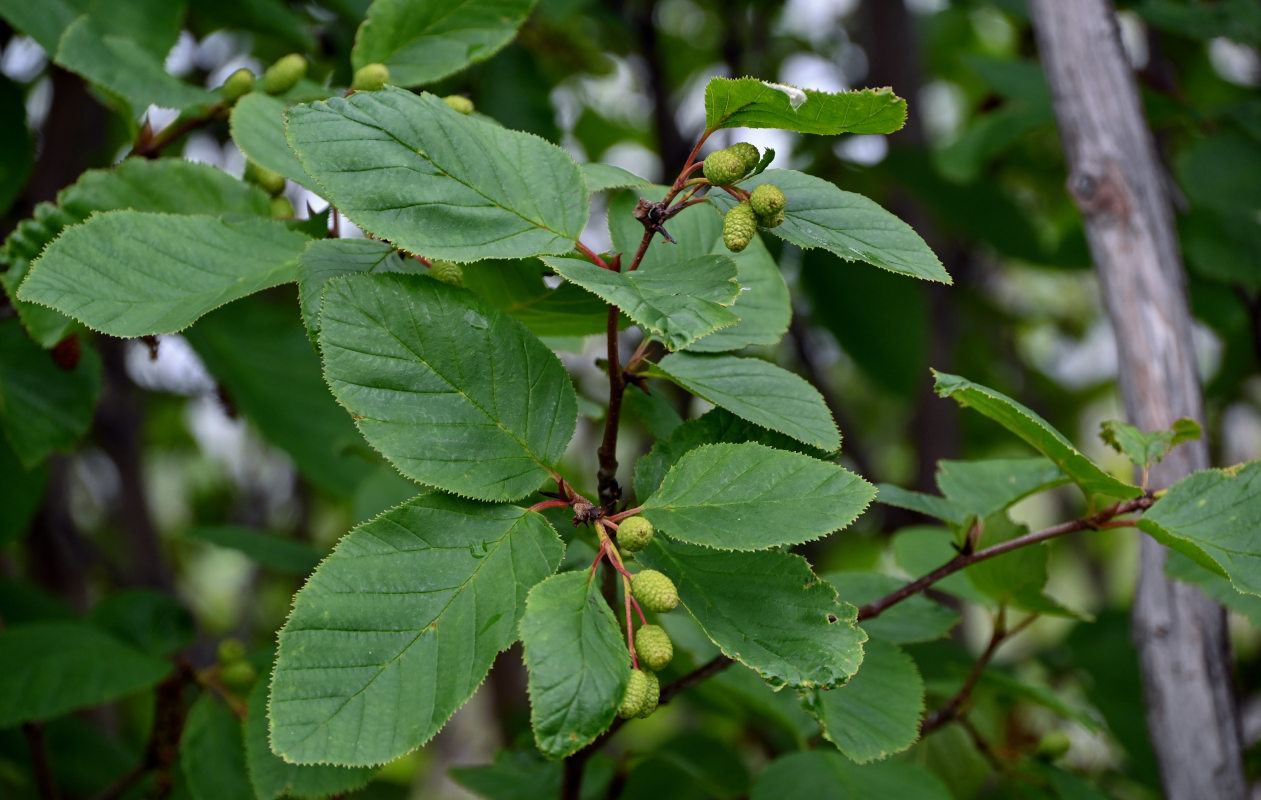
[[0, 0, 1259, 798]]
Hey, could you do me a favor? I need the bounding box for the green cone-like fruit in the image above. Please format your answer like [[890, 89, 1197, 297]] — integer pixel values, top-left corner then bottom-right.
[[270, 196, 294, 219], [703, 148, 745, 186], [722, 202, 757, 253], [637, 670, 660, 718], [217, 638, 246, 664], [727, 141, 760, 173], [428, 260, 464, 287], [618, 516, 654, 552], [220, 68, 255, 103], [351, 63, 390, 91], [220, 660, 256, 688], [750, 183, 786, 222], [634, 624, 673, 671], [443, 95, 475, 115], [617, 669, 651, 718], [263, 54, 307, 95], [1036, 731, 1072, 761], [761, 210, 786, 229], [632, 569, 679, 613], [245, 160, 286, 196]]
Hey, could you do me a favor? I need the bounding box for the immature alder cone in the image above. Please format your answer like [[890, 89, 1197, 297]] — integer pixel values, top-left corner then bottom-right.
[[750, 184, 786, 222], [634, 624, 673, 671], [637, 670, 660, 718], [220, 68, 255, 102], [618, 669, 651, 718], [618, 515, 654, 552], [263, 54, 307, 95], [722, 202, 757, 253], [351, 63, 390, 91], [443, 95, 475, 115], [703, 149, 745, 186], [245, 160, 286, 197], [428, 260, 464, 287], [269, 196, 294, 219], [632, 569, 679, 612], [727, 141, 760, 174]]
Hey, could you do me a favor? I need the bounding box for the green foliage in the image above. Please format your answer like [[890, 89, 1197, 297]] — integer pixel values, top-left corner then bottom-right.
[[3, 2, 1260, 796], [520, 571, 631, 758], [270, 494, 563, 766]]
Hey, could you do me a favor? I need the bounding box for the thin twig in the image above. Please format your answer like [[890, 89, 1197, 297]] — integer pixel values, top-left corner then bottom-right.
[[23, 722, 59, 800], [597, 305, 626, 510], [920, 610, 1038, 736], [856, 495, 1153, 622]]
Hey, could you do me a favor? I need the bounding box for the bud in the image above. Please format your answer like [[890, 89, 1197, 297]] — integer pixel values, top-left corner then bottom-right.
[[442, 95, 475, 115], [428, 260, 464, 287], [220, 68, 255, 103], [727, 141, 760, 174], [631, 569, 679, 613], [617, 669, 651, 718], [263, 54, 307, 95], [245, 160, 287, 196], [702, 149, 745, 186], [352, 63, 390, 92], [618, 516, 654, 552], [634, 624, 673, 671], [722, 202, 757, 253]]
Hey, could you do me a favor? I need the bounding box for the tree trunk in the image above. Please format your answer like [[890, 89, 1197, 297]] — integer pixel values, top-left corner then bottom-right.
[[1029, 2, 1245, 797]]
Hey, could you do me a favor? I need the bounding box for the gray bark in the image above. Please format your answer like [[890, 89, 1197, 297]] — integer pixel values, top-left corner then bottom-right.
[[1029, 2, 1245, 797]]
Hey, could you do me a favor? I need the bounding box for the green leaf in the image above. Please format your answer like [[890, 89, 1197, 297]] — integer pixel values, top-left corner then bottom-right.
[[632, 407, 824, 501], [2, 158, 270, 347], [88, 590, 195, 658], [464, 259, 612, 337], [874, 484, 967, 526], [183, 525, 323, 575], [582, 163, 651, 193], [608, 188, 720, 271], [704, 78, 907, 135], [647, 352, 839, 451], [270, 494, 563, 766], [230, 92, 319, 187], [184, 294, 377, 497], [933, 371, 1141, 499], [0, 320, 101, 467], [0, 436, 47, 544], [688, 231, 791, 353], [1166, 550, 1261, 628], [55, 16, 213, 112], [542, 255, 740, 350], [1100, 418, 1202, 471], [751, 750, 951, 800], [296, 238, 420, 344], [181, 694, 254, 800], [619, 733, 751, 799], [642, 443, 874, 551], [286, 88, 588, 261], [891, 526, 991, 605], [825, 571, 959, 645], [244, 681, 373, 800], [352, 0, 536, 87], [1138, 462, 1261, 596], [319, 272, 577, 501], [519, 570, 631, 759], [0, 621, 172, 726], [934, 457, 1071, 520], [0, 0, 78, 52], [19, 211, 309, 337], [967, 514, 1080, 617], [804, 639, 924, 763], [710, 170, 950, 284], [637, 538, 865, 689]]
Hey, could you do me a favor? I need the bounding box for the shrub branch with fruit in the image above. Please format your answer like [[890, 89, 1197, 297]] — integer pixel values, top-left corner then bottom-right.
[[1, 3, 1259, 799]]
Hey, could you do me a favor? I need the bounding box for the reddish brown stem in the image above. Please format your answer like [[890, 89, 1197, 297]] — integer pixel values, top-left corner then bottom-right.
[[856, 496, 1153, 622], [575, 240, 611, 270]]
